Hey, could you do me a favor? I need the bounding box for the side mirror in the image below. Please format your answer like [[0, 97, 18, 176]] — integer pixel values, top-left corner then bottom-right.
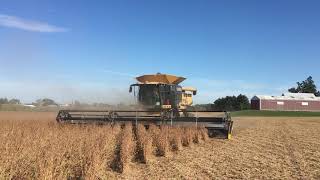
[[129, 86, 132, 93], [193, 91, 197, 96]]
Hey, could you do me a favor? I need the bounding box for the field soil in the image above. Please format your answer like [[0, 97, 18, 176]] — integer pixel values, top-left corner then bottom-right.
[[0, 112, 319, 179], [127, 116, 320, 179]]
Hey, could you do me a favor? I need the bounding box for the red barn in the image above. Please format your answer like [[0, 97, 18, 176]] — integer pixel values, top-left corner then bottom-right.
[[251, 93, 320, 111]]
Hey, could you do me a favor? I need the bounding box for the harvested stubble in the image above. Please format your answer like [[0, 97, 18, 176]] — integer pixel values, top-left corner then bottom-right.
[[135, 124, 152, 163]]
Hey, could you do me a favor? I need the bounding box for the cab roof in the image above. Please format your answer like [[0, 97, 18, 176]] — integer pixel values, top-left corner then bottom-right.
[[136, 74, 186, 85]]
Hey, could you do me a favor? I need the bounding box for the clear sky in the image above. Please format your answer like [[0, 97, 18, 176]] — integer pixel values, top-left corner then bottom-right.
[[0, 0, 320, 104]]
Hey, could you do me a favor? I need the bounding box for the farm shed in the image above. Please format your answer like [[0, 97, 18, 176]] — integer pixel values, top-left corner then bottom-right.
[[251, 93, 320, 111]]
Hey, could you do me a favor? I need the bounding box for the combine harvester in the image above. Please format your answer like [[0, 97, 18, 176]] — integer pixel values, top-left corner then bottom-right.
[[56, 73, 233, 139]]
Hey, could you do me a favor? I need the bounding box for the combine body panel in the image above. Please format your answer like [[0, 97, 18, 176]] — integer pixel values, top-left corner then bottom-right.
[[56, 73, 233, 139], [180, 87, 197, 109]]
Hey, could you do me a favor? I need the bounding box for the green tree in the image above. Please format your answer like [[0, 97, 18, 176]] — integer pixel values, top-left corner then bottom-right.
[[35, 98, 57, 106], [236, 94, 250, 110], [288, 76, 319, 96], [8, 99, 21, 104], [212, 94, 250, 111], [0, 98, 8, 104], [193, 104, 212, 111]]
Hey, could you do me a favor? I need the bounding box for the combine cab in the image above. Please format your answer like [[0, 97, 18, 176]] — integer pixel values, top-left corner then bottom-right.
[[56, 73, 233, 139]]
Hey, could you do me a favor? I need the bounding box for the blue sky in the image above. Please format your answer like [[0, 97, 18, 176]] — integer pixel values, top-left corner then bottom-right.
[[0, 0, 320, 104]]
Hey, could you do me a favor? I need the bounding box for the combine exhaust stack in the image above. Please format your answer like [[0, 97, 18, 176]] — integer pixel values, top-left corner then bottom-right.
[[56, 110, 233, 139]]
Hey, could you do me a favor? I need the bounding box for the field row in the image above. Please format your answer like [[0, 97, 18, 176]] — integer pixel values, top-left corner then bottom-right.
[[0, 118, 208, 179]]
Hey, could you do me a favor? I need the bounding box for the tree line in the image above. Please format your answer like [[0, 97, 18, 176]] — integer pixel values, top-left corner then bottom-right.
[[1, 76, 318, 110], [0, 98, 58, 106], [211, 94, 250, 111], [0, 98, 21, 105], [288, 76, 320, 96], [200, 76, 320, 111], [193, 94, 251, 111]]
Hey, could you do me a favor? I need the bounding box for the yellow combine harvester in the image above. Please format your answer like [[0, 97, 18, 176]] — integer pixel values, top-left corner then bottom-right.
[[56, 73, 233, 139], [129, 74, 197, 118]]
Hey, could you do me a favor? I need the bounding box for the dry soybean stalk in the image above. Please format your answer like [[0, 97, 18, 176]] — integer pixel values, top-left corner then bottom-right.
[[169, 126, 182, 151], [181, 127, 193, 147], [135, 124, 152, 163], [199, 126, 209, 141], [112, 123, 134, 173]]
